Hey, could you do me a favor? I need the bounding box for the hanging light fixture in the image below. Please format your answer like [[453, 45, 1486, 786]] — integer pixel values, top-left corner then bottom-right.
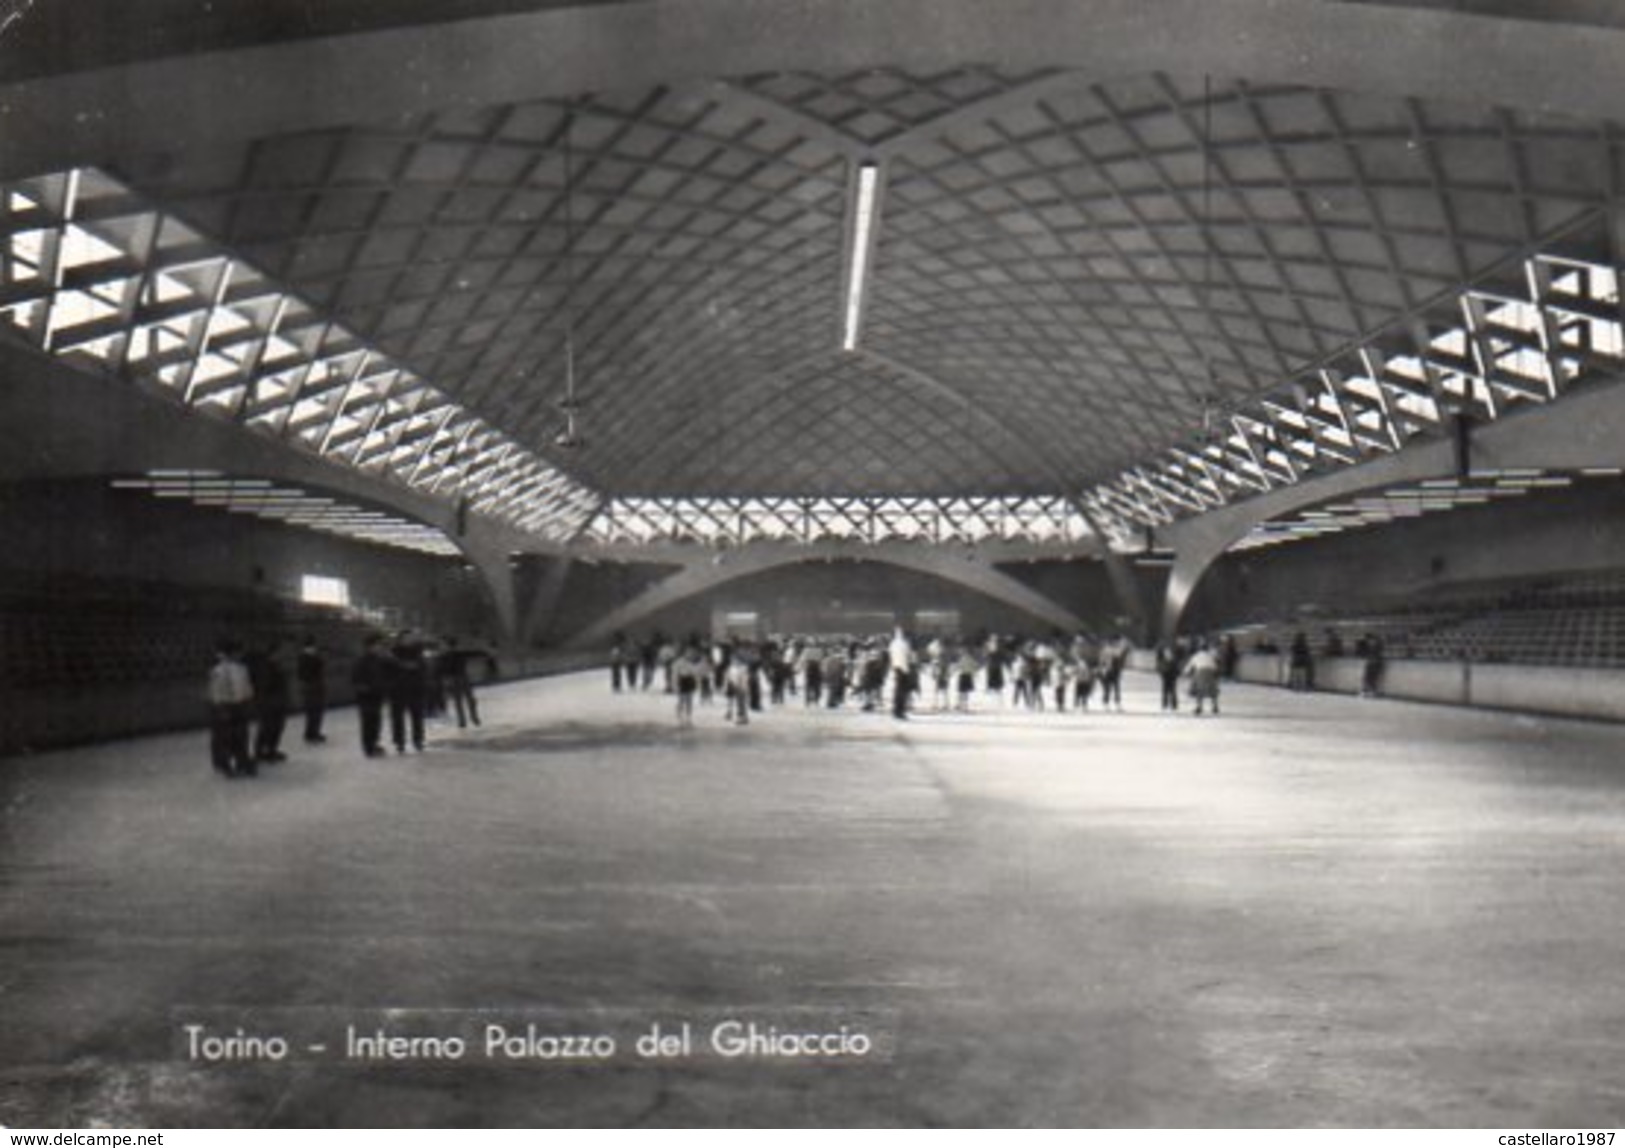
[[1200, 74, 1217, 428], [841, 161, 882, 352], [555, 102, 585, 450]]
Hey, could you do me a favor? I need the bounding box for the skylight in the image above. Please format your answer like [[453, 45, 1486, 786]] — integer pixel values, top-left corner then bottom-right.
[[1084, 249, 1625, 544], [583, 495, 1093, 546], [1, 168, 599, 541]]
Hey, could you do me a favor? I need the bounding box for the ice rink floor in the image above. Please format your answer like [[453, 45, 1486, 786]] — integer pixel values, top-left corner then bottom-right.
[[3, 670, 1624, 1127]]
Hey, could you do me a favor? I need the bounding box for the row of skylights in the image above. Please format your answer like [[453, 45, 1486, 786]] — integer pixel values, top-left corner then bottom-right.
[[1229, 468, 1616, 554], [0, 168, 601, 540], [109, 471, 463, 556], [1082, 249, 1625, 545], [584, 495, 1094, 546]]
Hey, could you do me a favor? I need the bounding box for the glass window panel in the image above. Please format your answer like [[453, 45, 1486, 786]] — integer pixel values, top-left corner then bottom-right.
[[300, 575, 351, 608], [150, 271, 195, 304], [1485, 299, 1541, 332], [58, 224, 124, 270], [64, 334, 119, 363], [7, 229, 46, 274], [191, 352, 238, 385], [2, 299, 44, 330], [195, 385, 245, 413], [205, 306, 253, 340], [50, 289, 119, 328]]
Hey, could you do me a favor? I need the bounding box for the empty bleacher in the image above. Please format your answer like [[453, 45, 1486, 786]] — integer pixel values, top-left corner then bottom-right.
[[0, 571, 382, 753], [1218, 569, 1625, 670]]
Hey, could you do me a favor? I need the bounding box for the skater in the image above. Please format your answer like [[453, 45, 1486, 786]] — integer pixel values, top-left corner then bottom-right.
[[1155, 642, 1183, 712], [1185, 641, 1222, 716], [351, 634, 392, 758], [206, 640, 255, 778], [297, 635, 327, 744], [674, 644, 704, 728]]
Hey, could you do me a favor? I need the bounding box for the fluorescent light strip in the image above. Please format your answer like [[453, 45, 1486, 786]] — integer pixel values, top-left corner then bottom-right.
[[1238, 466, 1594, 553], [841, 162, 880, 353], [113, 475, 457, 556]]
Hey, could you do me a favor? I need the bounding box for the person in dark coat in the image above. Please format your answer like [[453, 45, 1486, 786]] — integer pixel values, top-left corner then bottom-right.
[[1360, 633, 1386, 698], [438, 635, 496, 729], [1155, 642, 1183, 712], [423, 639, 447, 719], [822, 646, 847, 708], [802, 645, 823, 708], [1289, 631, 1313, 691], [389, 630, 428, 753], [1099, 635, 1129, 711], [247, 639, 290, 763], [350, 635, 392, 758], [610, 632, 627, 693], [296, 635, 327, 743], [985, 645, 1006, 705], [640, 636, 659, 691]]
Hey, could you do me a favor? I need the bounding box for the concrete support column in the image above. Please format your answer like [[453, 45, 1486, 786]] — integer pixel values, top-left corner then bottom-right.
[[520, 555, 575, 647], [1160, 531, 1244, 643], [1154, 438, 1455, 639], [456, 530, 521, 647], [1099, 551, 1152, 643]]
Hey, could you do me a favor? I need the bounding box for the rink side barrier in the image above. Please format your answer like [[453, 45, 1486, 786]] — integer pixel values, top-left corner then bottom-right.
[[1138, 650, 1625, 723]]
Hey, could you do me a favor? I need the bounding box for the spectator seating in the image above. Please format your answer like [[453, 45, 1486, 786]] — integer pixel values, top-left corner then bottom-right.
[[1217, 569, 1625, 670], [0, 570, 378, 692]]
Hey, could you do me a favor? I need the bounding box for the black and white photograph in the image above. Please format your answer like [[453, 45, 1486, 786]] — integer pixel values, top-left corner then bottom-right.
[[2, 0, 1625, 1131]]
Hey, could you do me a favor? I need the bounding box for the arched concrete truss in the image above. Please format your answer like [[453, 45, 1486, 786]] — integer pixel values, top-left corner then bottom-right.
[[564, 541, 1089, 650], [1156, 375, 1625, 638]]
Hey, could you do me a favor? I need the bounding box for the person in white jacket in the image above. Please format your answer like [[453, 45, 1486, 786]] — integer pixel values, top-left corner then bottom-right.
[[1184, 641, 1222, 717], [888, 627, 914, 721], [207, 640, 255, 777]]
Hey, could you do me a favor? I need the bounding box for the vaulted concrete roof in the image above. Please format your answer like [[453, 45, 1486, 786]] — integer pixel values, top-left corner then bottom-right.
[[4, 0, 1625, 546]]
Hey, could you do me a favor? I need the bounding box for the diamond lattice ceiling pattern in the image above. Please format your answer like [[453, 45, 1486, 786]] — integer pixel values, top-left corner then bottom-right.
[[7, 54, 1625, 543], [119, 70, 1615, 487]]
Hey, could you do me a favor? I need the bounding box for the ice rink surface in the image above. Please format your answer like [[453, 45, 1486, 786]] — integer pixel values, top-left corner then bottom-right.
[[3, 671, 1623, 1127]]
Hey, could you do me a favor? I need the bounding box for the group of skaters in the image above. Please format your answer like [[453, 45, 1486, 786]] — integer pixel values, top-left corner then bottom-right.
[[1154, 636, 1237, 717], [1248, 628, 1387, 697], [611, 627, 1238, 727], [206, 630, 496, 777]]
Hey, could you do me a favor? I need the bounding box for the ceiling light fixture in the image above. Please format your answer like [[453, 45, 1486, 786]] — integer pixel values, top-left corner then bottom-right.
[[556, 104, 585, 451], [1197, 75, 1231, 459], [841, 161, 881, 352]]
